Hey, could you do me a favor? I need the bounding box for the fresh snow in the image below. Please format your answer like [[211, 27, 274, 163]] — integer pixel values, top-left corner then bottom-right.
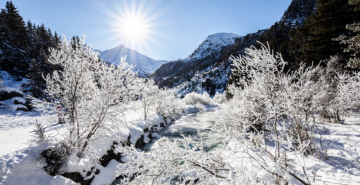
[[0, 71, 30, 112], [0, 71, 28, 94], [0, 104, 167, 185], [1, 105, 360, 184]]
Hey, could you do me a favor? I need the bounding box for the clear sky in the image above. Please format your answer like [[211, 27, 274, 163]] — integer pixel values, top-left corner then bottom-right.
[[7, 0, 292, 61]]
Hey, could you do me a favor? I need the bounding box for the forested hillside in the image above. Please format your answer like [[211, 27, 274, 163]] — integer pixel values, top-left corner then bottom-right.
[[0, 1, 61, 100], [153, 0, 360, 98]]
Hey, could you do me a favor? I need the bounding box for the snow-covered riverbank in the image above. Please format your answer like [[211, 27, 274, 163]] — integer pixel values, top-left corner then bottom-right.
[[0, 105, 200, 185]]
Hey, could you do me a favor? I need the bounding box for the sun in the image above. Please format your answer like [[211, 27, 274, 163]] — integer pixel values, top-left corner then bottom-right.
[[121, 16, 146, 40], [96, 0, 163, 54]]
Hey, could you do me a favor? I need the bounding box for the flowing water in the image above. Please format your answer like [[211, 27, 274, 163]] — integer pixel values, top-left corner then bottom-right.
[[111, 106, 223, 185]]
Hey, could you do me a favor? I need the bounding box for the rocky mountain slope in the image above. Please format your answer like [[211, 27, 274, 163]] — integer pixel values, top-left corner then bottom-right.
[[184, 33, 240, 61]]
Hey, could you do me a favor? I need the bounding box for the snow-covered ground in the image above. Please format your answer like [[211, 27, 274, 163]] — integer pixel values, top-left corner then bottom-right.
[[1, 105, 360, 184], [0, 111, 160, 184], [220, 115, 360, 185], [0, 109, 76, 185], [0, 105, 195, 185]]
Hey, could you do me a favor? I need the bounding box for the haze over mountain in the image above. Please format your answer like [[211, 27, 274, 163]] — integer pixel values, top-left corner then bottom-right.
[[97, 45, 168, 74]]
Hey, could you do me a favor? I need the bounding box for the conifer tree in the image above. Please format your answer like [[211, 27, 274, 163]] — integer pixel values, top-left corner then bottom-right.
[[335, 0, 360, 68], [25, 46, 53, 99], [0, 1, 29, 78], [290, 0, 358, 66]]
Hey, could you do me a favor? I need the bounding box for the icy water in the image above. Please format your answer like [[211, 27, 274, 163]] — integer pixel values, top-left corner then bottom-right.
[[111, 106, 224, 185]]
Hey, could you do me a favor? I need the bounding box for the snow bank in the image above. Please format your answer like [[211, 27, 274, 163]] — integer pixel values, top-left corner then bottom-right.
[[11, 97, 26, 104], [0, 71, 29, 94], [0, 146, 77, 185], [219, 115, 360, 185], [91, 159, 121, 185], [126, 113, 165, 144]]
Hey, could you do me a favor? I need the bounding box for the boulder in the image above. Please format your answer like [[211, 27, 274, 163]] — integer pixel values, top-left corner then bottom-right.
[[134, 135, 145, 148], [98, 143, 122, 167], [15, 106, 28, 111]]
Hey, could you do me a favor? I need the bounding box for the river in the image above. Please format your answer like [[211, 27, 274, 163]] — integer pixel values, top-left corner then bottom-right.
[[111, 106, 224, 185]]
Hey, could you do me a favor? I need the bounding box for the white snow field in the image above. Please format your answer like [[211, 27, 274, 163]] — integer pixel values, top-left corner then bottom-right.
[[221, 116, 360, 185], [1, 105, 360, 185], [0, 107, 169, 185]]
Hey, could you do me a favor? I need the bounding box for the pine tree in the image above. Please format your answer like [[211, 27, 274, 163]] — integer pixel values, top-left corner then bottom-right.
[[290, 0, 358, 67], [335, 0, 360, 68], [25, 46, 53, 99], [0, 1, 29, 79]]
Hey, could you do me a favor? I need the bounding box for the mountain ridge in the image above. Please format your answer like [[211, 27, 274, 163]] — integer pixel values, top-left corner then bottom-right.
[[97, 45, 168, 74], [184, 33, 241, 61], [152, 0, 318, 97]]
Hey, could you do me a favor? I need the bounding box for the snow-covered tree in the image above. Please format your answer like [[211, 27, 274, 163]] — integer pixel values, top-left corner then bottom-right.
[[134, 78, 161, 121], [40, 35, 137, 159], [156, 88, 185, 119], [215, 43, 327, 184], [182, 92, 216, 106], [213, 91, 227, 104]]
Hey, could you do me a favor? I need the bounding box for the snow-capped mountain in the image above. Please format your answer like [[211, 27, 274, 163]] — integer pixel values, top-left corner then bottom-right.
[[153, 32, 242, 96], [185, 33, 241, 61], [153, 0, 317, 97], [98, 45, 168, 74]]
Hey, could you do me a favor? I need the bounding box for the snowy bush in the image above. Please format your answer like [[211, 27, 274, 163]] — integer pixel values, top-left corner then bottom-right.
[[213, 91, 227, 104], [156, 88, 185, 119], [194, 101, 206, 111], [182, 92, 216, 106], [134, 78, 161, 121], [38, 36, 138, 164], [214, 43, 329, 184], [311, 56, 360, 122]]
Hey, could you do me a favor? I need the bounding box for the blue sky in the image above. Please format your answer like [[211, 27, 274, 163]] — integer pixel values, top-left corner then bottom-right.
[[9, 0, 292, 61]]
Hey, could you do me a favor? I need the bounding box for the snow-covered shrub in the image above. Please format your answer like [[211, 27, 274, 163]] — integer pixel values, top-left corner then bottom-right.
[[213, 91, 227, 104], [194, 101, 206, 111], [311, 56, 360, 122], [134, 78, 161, 121], [156, 88, 185, 119], [215, 43, 327, 184], [182, 92, 216, 106], [29, 120, 47, 147], [39, 36, 137, 163]]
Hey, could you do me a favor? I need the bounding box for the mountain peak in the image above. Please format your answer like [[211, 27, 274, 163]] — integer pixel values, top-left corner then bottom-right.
[[97, 45, 167, 74], [186, 32, 241, 61], [206, 32, 239, 39]]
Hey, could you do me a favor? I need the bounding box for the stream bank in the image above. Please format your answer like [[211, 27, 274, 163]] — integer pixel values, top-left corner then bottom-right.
[[110, 106, 223, 185]]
